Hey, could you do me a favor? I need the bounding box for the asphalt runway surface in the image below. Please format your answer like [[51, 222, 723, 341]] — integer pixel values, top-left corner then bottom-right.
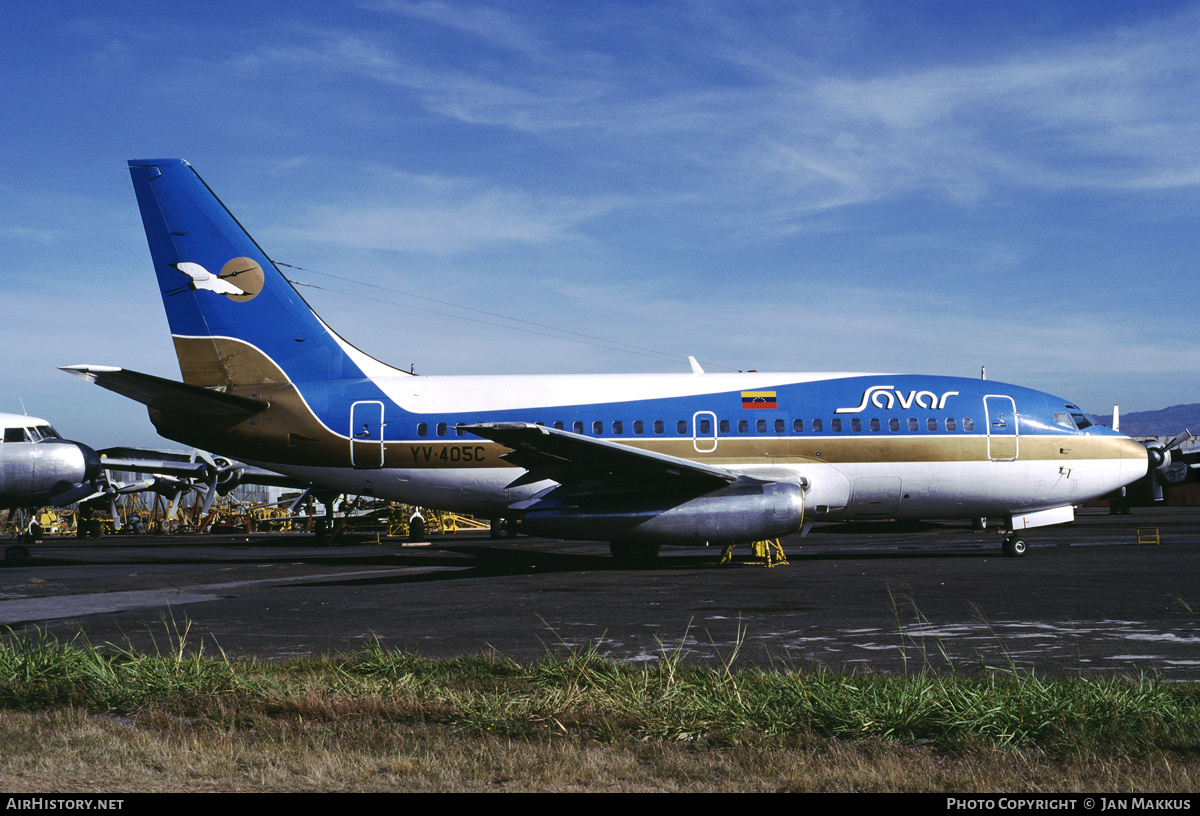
[[2, 507, 1199, 677]]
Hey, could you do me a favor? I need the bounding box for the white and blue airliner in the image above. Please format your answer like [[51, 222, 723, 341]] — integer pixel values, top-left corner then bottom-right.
[[64, 159, 1150, 562]]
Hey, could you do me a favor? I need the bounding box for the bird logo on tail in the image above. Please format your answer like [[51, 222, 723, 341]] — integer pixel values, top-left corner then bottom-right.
[[168, 258, 264, 302]]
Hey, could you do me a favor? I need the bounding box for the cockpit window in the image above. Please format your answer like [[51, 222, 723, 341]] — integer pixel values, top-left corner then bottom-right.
[[1053, 411, 1093, 431], [4, 427, 27, 443]]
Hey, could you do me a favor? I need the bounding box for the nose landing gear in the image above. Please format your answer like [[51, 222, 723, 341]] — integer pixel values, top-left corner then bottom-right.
[[1001, 534, 1027, 557]]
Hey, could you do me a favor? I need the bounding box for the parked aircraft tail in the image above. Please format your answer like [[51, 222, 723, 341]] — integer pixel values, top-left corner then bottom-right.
[[126, 159, 406, 390], [71, 160, 408, 461]]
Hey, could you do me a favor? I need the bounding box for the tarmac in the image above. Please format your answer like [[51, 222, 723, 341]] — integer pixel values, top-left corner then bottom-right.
[[2, 506, 1199, 677]]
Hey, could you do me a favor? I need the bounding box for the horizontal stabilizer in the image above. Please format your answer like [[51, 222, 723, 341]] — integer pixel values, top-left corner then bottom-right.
[[60, 365, 269, 418]]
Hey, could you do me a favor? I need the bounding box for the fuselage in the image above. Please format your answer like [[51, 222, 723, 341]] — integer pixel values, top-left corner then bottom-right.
[[147, 361, 1148, 525], [0, 413, 101, 507]]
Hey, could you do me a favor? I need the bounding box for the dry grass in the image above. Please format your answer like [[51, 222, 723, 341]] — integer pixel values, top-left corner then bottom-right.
[[2, 709, 1199, 792]]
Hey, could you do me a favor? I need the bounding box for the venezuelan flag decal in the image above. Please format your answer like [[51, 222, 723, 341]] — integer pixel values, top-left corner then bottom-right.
[[741, 391, 777, 409]]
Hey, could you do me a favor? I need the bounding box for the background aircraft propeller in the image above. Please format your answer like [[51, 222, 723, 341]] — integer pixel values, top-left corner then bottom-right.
[[1145, 429, 1194, 501]]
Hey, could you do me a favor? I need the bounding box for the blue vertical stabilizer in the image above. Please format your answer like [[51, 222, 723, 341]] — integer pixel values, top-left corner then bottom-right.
[[127, 159, 372, 386]]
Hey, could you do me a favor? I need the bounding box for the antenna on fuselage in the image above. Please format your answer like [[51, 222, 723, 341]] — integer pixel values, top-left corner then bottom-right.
[[1113, 405, 1120, 433], [981, 366, 986, 380]]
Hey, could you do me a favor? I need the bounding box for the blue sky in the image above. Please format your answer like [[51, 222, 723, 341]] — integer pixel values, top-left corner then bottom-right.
[[3, 1, 1200, 448]]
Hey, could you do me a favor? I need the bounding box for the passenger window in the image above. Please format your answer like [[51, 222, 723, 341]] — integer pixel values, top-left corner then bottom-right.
[[698, 418, 710, 434], [963, 417, 974, 432], [436, 423, 447, 437], [633, 420, 644, 434], [738, 419, 748, 433], [573, 421, 584, 434], [927, 418, 937, 432], [831, 418, 841, 432], [812, 418, 823, 433], [908, 417, 918, 432], [851, 418, 861, 432], [677, 420, 687, 434], [946, 418, 956, 432], [553, 421, 564, 430], [869, 418, 880, 432], [888, 417, 899, 432], [654, 420, 664, 434], [417, 423, 428, 437], [613, 420, 623, 435], [793, 419, 803, 433], [593, 421, 604, 435], [757, 419, 767, 433], [775, 419, 785, 433], [719, 419, 729, 434]]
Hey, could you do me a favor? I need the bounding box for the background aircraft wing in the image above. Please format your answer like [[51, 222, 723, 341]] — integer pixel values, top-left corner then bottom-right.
[[98, 449, 209, 479], [98, 447, 310, 488], [92, 447, 312, 520], [460, 422, 737, 494]]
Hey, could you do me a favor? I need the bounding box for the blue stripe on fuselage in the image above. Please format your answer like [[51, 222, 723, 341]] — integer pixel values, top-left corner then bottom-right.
[[301, 373, 1110, 444]]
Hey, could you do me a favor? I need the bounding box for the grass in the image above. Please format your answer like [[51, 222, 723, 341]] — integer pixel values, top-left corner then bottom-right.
[[1, 622, 1199, 791]]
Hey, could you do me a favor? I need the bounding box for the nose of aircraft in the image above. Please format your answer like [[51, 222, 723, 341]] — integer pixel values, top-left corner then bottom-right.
[[3, 439, 106, 505], [1117, 434, 1151, 483], [41, 439, 103, 487], [78, 442, 103, 484]]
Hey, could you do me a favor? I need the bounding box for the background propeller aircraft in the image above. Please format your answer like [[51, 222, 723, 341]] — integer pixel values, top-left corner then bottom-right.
[[63, 159, 1150, 564], [0, 411, 112, 559], [1094, 406, 1197, 510], [1, 407, 309, 559], [0, 412, 103, 512]]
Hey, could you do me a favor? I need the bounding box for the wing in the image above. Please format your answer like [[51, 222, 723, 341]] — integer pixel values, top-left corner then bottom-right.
[[97, 447, 309, 488], [459, 421, 737, 495]]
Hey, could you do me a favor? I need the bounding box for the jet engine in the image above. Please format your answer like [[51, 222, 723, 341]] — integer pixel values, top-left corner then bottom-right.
[[516, 478, 806, 545]]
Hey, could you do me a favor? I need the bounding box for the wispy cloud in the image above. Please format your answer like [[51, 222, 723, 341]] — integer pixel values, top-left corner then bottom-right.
[[372, 0, 549, 59], [284, 169, 626, 254], [749, 11, 1200, 209]]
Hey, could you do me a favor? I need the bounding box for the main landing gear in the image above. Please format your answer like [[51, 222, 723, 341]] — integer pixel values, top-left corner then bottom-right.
[[1001, 534, 1027, 558]]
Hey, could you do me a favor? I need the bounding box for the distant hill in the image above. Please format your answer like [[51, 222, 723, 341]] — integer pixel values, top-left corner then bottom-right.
[[1089, 403, 1200, 437]]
